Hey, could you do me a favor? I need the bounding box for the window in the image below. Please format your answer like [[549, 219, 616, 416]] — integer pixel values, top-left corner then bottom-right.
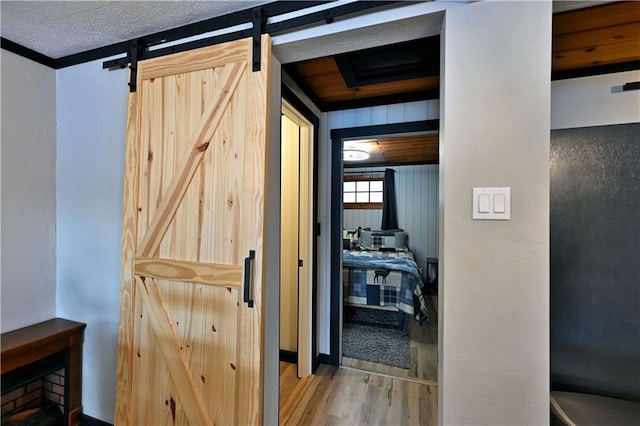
[[343, 175, 383, 209]]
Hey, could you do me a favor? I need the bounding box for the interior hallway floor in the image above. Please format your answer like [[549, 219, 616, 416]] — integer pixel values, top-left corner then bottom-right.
[[279, 362, 437, 425]]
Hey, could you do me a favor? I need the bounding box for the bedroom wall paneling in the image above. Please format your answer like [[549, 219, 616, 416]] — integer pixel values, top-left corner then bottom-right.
[[1, 50, 57, 334], [343, 164, 439, 281], [550, 123, 640, 402], [343, 203, 382, 231], [439, 2, 551, 424]]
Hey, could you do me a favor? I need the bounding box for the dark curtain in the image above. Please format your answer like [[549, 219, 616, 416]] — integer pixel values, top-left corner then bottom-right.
[[381, 168, 398, 230]]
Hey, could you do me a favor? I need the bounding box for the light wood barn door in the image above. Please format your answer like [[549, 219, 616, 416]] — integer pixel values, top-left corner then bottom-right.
[[115, 36, 271, 426]]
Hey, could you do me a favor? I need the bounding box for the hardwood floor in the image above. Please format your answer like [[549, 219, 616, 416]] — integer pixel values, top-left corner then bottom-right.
[[341, 357, 436, 386], [409, 294, 438, 382], [279, 362, 437, 425], [278, 297, 439, 424], [280, 363, 438, 425], [279, 361, 302, 412]]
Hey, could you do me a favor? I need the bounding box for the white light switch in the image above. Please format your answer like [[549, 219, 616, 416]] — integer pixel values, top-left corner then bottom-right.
[[494, 194, 505, 213], [472, 187, 511, 220], [478, 194, 490, 213]]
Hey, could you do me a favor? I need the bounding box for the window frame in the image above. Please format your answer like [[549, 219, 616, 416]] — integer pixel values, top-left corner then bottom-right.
[[342, 174, 384, 209]]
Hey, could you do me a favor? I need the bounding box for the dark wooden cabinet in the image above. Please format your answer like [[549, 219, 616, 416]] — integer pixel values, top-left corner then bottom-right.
[[1, 318, 86, 426]]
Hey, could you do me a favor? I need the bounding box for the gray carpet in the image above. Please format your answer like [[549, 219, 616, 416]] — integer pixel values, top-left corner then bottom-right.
[[343, 307, 410, 369]]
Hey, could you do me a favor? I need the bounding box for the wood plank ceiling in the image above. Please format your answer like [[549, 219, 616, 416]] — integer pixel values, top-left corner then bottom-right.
[[343, 133, 439, 169], [284, 1, 640, 167], [285, 1, 639, 111], [552, 1, 640, 77]]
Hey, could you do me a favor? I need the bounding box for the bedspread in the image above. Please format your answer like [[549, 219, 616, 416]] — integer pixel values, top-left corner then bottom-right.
[[343, 250, 429, 325]]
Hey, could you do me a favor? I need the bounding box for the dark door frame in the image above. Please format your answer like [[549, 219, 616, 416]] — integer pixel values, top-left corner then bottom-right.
[[328, 119, 439, 366]]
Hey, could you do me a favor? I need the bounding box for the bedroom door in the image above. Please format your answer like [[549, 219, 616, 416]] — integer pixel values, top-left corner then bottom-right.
[[280, 100, 314, 378], [115, 36, 271, 425], [280, 113, 300, 359]]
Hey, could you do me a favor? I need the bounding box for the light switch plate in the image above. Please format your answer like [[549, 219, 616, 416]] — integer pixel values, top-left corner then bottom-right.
[[472, 187, 511, 220]]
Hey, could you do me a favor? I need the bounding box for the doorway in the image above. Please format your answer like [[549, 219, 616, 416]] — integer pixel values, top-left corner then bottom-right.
[[330, 120, 440, 383], [279, 90, 319, 380]]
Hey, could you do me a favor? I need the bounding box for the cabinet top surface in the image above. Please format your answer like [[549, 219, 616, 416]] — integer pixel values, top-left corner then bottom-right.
[[1, 318, 86, 354]]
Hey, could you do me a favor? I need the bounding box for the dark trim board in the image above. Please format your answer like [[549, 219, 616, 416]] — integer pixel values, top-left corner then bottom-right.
[[1, 37, 56, 68], [330, 120, 439, 141], [344, 159, 439, 169], [279, 350, 298, 365], [264, 1, 396, 35], [622, 81, 640, 92], [317, 353, 332, 366], [551, 60, 640, 81], [281, 84, 321, 374], [81, 414, 113, 426], [329, 120, 439, 366], [282, 68, 326, 112]]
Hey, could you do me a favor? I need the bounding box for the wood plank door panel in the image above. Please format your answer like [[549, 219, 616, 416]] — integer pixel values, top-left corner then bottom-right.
[[116, 35, 271, 425]]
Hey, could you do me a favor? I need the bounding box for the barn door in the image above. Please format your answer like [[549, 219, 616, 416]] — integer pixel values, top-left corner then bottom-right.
[[115, 35, 271, 425]]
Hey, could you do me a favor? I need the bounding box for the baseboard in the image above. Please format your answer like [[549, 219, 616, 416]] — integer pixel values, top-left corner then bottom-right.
[[279, 349, 297, 364], [317, 353, 333, 366], [81, 414, 112, 426]]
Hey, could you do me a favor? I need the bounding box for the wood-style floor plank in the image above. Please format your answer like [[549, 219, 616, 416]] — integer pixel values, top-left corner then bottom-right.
[[410, 295, 438, 382], [279, 363, 437, 425]]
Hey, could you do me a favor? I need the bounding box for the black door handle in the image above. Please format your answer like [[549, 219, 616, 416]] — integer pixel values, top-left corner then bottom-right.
[[244, 250, 255, 308]]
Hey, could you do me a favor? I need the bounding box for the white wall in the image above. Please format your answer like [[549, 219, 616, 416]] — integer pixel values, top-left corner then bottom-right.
[[551, 70, 640, 129], [56, 58, 128, 423], [439, 2, 551, 425], [344, 164, 439, 280], [1, 50, 57, 333]]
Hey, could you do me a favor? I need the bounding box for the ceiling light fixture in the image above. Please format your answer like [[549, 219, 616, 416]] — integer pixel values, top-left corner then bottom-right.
[[343, 148, 370, 161]]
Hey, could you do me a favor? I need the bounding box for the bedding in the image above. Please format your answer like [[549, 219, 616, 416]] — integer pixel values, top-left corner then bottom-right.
[[343, 249, 429, 325], [358, 229, 408, 251]]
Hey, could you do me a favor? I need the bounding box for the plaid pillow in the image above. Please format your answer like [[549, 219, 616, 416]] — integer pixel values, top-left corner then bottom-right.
[[359, 229, 408, 251]]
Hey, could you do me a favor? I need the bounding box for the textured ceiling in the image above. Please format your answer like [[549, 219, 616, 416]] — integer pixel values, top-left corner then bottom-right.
[[0, 1, 272, 59]]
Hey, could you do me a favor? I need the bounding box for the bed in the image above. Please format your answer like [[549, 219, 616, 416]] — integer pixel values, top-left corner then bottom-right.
[[343, 229, 429, 326]]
